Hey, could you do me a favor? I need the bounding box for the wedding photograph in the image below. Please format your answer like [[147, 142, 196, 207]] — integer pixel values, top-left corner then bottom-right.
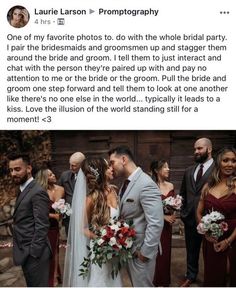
[[0, 130, 236, 287]]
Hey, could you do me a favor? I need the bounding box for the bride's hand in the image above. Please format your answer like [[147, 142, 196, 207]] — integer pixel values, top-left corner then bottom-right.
[[134, 251, 149, 262]]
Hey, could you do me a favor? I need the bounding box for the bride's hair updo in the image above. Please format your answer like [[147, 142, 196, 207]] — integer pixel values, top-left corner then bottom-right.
[[81, 157, 110, 227]]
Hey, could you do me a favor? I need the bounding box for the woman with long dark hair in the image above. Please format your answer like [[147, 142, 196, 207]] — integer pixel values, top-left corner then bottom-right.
[[151, 160, 176, 287], [35, 168, 64, 287], [197, 147, 236, 286], [7, 6, 29, 28]]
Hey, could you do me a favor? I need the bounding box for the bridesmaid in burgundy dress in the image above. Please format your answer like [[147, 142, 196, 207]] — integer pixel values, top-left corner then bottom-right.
[[197, 147, 236, 287], [151, 160, 176, 287], [36, 168, 65, 287]]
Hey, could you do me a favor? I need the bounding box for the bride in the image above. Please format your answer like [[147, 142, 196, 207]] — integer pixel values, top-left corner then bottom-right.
[[63, 157, 122, 287]]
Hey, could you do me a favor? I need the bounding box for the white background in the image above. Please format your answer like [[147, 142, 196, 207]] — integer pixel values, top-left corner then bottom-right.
[[0, 0, 235, 130]]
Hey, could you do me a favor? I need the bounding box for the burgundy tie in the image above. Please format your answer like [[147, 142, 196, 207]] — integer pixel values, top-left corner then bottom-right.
[[120, 179, 130, 199], [196, 164, 204, 182]]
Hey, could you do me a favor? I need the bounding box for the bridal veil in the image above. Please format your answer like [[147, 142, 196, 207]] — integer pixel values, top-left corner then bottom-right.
[[63, 169, 89, 287]]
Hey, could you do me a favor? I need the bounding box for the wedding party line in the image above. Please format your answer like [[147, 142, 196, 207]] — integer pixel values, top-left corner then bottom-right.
[[6, 137, 236, 287]]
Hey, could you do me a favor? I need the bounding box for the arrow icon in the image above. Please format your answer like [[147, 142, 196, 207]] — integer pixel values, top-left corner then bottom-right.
[[89, 9, 95, 14]]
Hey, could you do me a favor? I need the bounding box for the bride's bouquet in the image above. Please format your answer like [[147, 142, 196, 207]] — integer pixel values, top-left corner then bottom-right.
[[197, 210, 228, 240], [79, 218, 136, 279], [162, 194, 183, 214], [51, 199, 72, 218]]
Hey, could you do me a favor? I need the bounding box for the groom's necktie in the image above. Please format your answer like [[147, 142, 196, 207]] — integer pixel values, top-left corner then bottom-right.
[[120, 179, 130, 199], [196, 164, 204, 182]]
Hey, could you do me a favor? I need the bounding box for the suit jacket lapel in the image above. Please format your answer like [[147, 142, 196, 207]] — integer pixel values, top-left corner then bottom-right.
[[68, 173, 75, 192], [13, 180, 35, 216], [120, 168, 142, 208], [190, 165, 197, 190]]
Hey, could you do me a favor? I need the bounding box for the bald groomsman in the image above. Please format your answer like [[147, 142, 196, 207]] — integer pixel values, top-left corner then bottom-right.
[[58, 152, 85, 236], [179, 138, 214, 287]]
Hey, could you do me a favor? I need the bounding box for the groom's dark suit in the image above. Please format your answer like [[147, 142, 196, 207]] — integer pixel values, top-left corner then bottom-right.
[[180, 161, 214, 282], [13, 179, 51, 286]]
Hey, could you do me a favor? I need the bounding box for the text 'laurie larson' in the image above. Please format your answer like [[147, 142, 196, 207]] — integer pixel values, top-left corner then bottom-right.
[[34, 8, 159, 16]]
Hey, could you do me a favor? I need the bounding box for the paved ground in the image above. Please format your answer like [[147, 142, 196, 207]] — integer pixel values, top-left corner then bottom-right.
[[0, 236, 204, 287]]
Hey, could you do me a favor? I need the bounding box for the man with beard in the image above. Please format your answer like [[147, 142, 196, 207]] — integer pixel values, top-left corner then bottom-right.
[[179, 138, 214, 287], [8, 153, 51, 287], [109, 146, 164, 287]]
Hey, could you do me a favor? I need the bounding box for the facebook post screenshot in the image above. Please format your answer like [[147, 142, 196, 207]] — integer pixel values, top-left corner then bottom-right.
[[0, 1, 236, 287], [1, 0, 235, 129]]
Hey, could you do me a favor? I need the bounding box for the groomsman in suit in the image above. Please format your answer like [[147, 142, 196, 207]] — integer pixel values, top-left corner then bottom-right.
[[109, 146, 164, 287], [8, 153, 51, 287], [58, 151, 85, 236], [179, 138, 214, 287]]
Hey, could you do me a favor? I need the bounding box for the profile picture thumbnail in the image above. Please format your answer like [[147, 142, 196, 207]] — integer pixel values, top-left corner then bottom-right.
[[7, 5, 30, 28]]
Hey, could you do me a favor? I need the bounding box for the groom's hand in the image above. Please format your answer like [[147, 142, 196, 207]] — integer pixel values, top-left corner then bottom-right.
[[134, 250, 149, 262]]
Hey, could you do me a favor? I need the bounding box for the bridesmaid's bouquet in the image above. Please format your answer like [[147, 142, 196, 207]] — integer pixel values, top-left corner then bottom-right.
[[51, 199, 72, 218], [79, 218, 136, 279], [197, 210, 228, 240], [162, 194, 183, 214]]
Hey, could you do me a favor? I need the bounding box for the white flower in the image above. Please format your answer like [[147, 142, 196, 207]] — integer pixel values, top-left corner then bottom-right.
[[107, 253, 113, 260], [202, 214, 211, 224], [125, 239, 133, 248], [197, 222, 207, 234], [97, 238, 105, 246], [60, 206, 66, 213], [116, 221, 122, 228], [172, 195, 183, 209], [101, 229, 107, 236], [109, 237, 117, 246], [202, 211, 224, 224], [210, 211, 224, 221], [65, 205, 72, 216], [110, 224, 120, 232], [109, 218, 115, 225]]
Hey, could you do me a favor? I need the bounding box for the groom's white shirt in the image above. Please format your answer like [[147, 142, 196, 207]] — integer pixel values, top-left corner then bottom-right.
[[127, 166, 141, 181]]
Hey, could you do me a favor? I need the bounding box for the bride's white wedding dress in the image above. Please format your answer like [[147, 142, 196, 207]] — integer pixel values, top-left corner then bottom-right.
[[63, 171, 123, 287], [88, 206, 123, 287]]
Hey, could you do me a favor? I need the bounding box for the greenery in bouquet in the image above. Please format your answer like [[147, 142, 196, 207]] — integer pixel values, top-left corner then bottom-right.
[[79, 218, 136, 279]]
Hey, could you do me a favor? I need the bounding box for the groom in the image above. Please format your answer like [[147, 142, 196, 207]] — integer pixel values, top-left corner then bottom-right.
[[109, 146, 164, 287]]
